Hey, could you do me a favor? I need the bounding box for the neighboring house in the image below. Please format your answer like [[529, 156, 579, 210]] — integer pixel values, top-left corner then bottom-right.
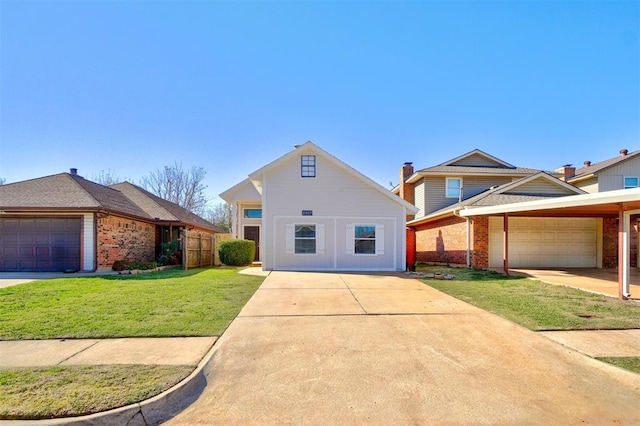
[[220, 141, 418, 271], [397, 148, 640, 298], [394, 149, 545, 219], [560, 148, 640, 193], [0, 170, 224, 272]]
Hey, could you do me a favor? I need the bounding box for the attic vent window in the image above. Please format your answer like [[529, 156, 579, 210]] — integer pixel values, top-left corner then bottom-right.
[[301, 155, 316, 178]]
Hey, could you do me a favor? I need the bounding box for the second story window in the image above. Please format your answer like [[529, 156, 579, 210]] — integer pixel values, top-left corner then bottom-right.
[[624, 176, 639, 189], [301, 155, 316, 178], [446, 177, 462, 199]]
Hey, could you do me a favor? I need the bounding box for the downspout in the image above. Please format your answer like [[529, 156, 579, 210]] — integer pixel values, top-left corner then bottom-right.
[[453, 208, 471, 268]]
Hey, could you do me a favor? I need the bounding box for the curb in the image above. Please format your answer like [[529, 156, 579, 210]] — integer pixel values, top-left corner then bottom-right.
[[0, 341, 220, 426]]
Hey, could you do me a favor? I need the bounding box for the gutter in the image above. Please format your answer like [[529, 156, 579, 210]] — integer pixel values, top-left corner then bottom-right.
[[453, 208, 471, 268]]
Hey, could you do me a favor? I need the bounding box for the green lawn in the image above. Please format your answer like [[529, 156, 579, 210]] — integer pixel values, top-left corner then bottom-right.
[[0, 365, 193, 420], [0, 267, 264, 419], [418, 265, 640, 375], [0, 267, 265, 340], [418, 265, 640, 331]]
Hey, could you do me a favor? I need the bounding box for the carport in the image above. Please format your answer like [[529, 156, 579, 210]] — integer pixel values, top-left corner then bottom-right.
[[460, 188, 640, 300]]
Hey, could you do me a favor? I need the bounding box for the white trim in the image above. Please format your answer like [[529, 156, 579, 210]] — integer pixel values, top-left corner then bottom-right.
[[459, 187, 640, 217], [623, 176, 639, 189], [445, 177, 463, 199]]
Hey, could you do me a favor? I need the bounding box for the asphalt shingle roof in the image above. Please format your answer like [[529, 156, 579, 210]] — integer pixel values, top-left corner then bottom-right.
[[0, 173, 223, 233], [571, 150, 640, 179]]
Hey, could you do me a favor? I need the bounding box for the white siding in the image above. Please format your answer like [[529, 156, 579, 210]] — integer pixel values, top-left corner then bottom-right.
[[574, 177, 599, 193], [82, 213, 95, 271], [414, 179, 426, 217], [262, 153, 405, 271]]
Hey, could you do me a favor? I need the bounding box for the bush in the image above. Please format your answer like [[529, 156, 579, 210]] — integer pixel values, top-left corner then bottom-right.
[[112, 260, 128, 271], [219, 239, 255, 266], [112, 260, 159, 271]]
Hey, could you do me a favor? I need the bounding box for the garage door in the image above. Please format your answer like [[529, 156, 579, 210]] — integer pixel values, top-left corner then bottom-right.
[[0, 218, 81, 272], [489, 217, 597, 268]]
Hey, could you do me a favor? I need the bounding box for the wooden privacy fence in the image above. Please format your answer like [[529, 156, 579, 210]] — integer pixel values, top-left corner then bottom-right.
[[182, 230, 232, 269]]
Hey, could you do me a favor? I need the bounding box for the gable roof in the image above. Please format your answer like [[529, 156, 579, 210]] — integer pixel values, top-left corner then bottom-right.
[[568, 149, 640, 182], [0, 173, 223, 233], [406, 149, 544, 184], [237, 141, 418, 213], [408, 172, 584, 225], [219, 178, 261, 204], [111, 182, 224, 233]]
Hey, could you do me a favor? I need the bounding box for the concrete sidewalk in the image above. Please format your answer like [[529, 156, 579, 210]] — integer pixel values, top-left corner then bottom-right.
[[0, 337, 217, 368], [165, 271, 640, 425]]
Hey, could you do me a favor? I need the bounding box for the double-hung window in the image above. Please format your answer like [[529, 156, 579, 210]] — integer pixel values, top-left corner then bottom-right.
[[624, 176, 639, 189], [301, 155, 316, 178], [354, 225, 376, 254], [295, 224, 316, 254], [346, 223, 384, 256], [446, 177, 462, 199]]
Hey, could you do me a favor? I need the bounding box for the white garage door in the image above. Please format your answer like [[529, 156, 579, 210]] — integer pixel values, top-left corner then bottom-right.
[[489, 217, 597, 268]]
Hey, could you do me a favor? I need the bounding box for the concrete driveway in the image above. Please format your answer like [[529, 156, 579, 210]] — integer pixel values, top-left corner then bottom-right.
[[166, 271, 640, 425]]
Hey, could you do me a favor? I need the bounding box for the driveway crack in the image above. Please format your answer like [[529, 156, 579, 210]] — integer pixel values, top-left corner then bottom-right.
[[340, 274, 368, 314]]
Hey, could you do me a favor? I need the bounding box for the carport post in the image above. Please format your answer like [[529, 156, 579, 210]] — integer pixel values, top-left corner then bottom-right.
[[503, 213, 509, 275], [620, 207, 640, 300]]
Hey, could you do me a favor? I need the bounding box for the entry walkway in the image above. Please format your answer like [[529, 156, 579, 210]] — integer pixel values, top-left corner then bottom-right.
[[166, 271, 640, 425]]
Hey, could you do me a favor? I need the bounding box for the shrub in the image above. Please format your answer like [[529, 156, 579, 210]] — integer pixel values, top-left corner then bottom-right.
[[157, 240, 181, 266], [219, 239, 255, 266], [112, 260, 128, 271], [112, 260, 159, 271]]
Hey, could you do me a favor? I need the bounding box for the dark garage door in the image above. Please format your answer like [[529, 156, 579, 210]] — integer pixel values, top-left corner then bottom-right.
[[0, 218, 81, 272]]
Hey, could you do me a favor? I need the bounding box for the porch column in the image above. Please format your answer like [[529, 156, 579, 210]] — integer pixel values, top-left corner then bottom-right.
[[621, 208, 640, 299], [503, 213, 509, 275]]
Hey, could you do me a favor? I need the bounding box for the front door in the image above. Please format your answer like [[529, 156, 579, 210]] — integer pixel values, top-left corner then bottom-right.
[[244, 226, 260, 262]]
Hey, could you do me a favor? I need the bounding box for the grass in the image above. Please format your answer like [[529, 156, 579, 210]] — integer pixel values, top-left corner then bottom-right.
[[0, 267, 265, 339], [0, 365, 193, 420], [417, 265, 640, 331], [596, 357, 640, 374], [0, 267, 264, 420], [418, 265, 640, 375]]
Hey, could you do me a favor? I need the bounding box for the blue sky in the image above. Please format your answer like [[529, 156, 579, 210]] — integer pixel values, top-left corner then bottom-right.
[[1, 0, 638, 207]]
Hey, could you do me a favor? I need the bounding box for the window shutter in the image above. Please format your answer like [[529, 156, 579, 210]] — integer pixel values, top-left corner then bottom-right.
[[346, 224, 355, 254], [375, 224, 385, 255], [285, 224, 295, 254], [317, 224, 325, 254]]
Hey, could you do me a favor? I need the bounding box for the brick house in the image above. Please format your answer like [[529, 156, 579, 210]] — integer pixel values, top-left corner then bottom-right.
[[0, 170, 224, 272], [396, 149, 640, 298]]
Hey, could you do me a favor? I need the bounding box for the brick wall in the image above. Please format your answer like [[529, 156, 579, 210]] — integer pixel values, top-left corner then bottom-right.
[[602, 217, 617, 268], [414, 216, 467, 265], [97, 216, 156, 268], [471, 216, 489, 269]]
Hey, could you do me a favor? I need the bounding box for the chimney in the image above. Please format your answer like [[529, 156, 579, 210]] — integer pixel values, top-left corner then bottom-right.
[[555, 164, 575, 182], [584, 160, 591, 167], [399, 162, 415, 220], [70, 168, 78, 175], [620, 148, 628, 156]]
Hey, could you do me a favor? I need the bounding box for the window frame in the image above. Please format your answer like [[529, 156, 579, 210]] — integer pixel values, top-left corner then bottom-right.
[[445, 177, 463, 199], [301, 155, 316, 178], [243, 208, 262, 219], [294, 224, 316, 254], [353, 224, 376, 256], [623, 176, 639, 189]]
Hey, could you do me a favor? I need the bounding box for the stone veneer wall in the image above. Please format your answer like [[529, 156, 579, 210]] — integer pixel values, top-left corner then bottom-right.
[[97, 216, 156, 268]]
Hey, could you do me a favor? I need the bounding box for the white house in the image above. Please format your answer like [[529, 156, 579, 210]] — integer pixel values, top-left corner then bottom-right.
[[220, 142, 418, 271]]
